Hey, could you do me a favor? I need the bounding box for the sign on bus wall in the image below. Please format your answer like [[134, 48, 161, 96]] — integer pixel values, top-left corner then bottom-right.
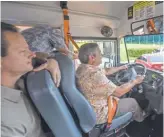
[[155, 1, 163, 5], [133, 1, 155, 21], [128, 6, 133, 20], [127, 1, 161, 21]]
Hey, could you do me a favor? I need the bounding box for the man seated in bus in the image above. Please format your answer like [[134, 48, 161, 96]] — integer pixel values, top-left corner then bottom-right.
[[1, 22, 61, 137], [76, 43, 145, 125]]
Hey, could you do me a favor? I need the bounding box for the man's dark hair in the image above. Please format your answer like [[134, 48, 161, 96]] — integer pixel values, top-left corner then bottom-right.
[[1, 22, 18, 57], [78, 43, 99, 64]]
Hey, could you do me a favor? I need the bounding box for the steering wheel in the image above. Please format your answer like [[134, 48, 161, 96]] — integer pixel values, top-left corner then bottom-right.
[[115, 63, 147, 95], [115, 63, 146, 84]]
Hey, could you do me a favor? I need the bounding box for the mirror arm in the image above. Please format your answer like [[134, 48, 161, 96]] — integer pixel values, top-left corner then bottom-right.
[[131, 21, 133, 35], [124, 36, 130, 63]]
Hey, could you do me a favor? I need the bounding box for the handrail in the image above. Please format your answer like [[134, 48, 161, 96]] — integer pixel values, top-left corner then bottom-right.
[[60, 1, 79, 50]]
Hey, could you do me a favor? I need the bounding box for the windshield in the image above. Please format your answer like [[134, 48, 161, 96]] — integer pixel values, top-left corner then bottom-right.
[[149, 56, 164, 62], [120, 34, 164, 72]]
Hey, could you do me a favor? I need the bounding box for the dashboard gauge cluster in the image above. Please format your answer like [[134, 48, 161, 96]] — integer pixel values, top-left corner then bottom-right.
[[144, 71, 163, 88]]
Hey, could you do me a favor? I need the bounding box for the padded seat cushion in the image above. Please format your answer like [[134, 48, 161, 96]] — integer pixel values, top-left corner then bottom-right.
[[89, 112, 132, 137], [110, 112, 132, 130]]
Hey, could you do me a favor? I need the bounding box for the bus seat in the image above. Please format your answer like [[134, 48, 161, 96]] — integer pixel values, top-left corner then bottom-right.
[[26, 70, 82, 137], [109, 112, 132, 131], [89, 112, 132, 137], [26, 52, 132, 137], [54, 52, 133, 136], [54, 52, 97, 133]]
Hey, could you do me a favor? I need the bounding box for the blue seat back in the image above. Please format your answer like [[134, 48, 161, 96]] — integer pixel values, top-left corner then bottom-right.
[[26, 70, 82, 137], [54, 52, 96, 133]]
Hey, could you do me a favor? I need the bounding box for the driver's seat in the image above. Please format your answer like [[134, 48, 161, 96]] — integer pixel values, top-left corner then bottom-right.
[[26, 52, 133, 137]]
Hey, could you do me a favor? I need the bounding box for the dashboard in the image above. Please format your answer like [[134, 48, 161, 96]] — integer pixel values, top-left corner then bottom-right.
[[108, 67, 163, 114], [132, 65, 163, 92], [143, 69, 163, 90], [141, 69, 163, 114]]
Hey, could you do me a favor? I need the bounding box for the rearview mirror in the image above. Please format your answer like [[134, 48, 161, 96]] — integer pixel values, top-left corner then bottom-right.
[[131, 15, 163, 35]]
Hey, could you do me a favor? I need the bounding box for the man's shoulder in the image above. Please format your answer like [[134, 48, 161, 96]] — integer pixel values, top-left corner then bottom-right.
[[1, 86, 23, 123], [76, 64, 104, 82], [76, 64, 86, 72], [76, 64, 93, 77], [76, 64, 100, 73]]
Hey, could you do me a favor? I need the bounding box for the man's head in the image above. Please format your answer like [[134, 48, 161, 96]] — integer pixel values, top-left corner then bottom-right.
[[78, 43, 102, 66], [1, 22, 36, 75]]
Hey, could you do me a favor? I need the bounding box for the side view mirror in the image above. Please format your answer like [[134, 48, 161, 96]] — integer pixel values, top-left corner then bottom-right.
[[131, 15, 163, 35]]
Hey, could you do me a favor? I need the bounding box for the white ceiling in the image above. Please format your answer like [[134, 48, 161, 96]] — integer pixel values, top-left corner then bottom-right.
[[2, 1, 133, 25], [1, 1, 134, 37], [16, 1, 133, 19]]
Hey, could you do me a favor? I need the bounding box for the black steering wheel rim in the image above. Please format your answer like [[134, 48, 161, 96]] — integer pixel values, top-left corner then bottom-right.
[[115, 63, 146, 85]]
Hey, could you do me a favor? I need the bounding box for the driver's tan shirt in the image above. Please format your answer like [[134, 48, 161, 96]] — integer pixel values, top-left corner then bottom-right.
[[76, 64, 118, 124], [1, 85, 46, 137]]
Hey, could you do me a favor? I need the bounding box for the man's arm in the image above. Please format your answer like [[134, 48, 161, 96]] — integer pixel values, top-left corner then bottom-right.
[[112, 80, 136, 97], [112, 75, 144, 97], [33, 58, 61, 87], [105, 65, 127, 75], [87, 69, 144, 98]]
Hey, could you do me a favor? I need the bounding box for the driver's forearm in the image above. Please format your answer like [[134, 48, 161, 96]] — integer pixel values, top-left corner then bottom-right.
[[112, 80, 137, 97], [105, 67, 122, 75]]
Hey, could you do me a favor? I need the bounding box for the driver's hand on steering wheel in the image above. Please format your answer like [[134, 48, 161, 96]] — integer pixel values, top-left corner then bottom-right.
[[119, 65, 128, 70], [134, 75, 145, 85]]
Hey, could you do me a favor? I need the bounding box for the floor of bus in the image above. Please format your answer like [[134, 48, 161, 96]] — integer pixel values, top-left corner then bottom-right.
[[126, 114, 163, 137]]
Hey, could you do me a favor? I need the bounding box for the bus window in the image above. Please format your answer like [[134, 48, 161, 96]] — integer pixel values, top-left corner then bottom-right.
[[74, 38, 118, 68]]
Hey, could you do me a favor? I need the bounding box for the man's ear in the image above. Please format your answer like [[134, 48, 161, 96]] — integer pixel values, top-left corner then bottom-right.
[[88, 55, 95, 64], [88, 55, 94, 61]]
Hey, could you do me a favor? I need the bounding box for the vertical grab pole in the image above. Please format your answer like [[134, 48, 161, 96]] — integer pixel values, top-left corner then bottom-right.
[[60, 1, 79, 51], [60, 1, 70, 48]]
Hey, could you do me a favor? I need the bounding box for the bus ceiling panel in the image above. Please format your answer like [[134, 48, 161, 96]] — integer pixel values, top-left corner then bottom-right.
[[1, 2, 63, 26], [70, 27, 117, 37], [67, 1, 133, 19], [14, 1, 132, 19], [1, 1, 119, 21], [1, 2, 120, 29], [2, 1, 133, 20]]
